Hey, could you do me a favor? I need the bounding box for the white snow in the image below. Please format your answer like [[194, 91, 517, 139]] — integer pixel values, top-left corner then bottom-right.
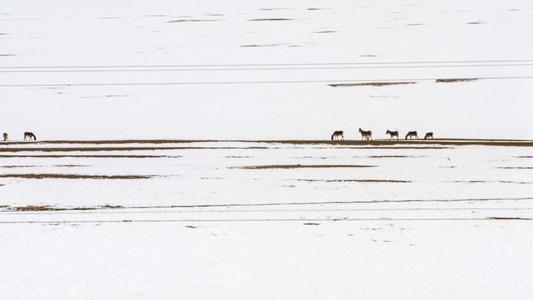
[[1, 0, 533, 299], [1, 0, 532, 140], [1, 141, 533, 299]]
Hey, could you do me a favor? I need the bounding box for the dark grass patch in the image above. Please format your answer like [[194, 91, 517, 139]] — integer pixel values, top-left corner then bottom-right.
[[237, 164, 376, 169], [451, 180, 533, 184], [248, 18, 292, 21], [486, 217, 530, 220], [0, 154, 180, 158], [5, 204, 125, 212], [100, 204, 124, 209], [498, 167, 533, 169], [168, 19, 218, 23], [329, 82, 416, 87], [0, 174, 153, 179], [436, 78, 478, 83], [12, 205, 56, 211], [297, 179, 410, 183], [1, 164, 87, 168], [367, 155, 424, 158]]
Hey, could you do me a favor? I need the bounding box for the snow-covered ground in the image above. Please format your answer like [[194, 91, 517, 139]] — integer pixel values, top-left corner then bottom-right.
[[1, 0, 533, 298], [1, 140, 533, 299], [1, 0, 532, 140]]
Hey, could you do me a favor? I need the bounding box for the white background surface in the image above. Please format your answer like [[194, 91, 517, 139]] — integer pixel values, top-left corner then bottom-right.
[[1, 1, 533, 299], [1, 0, 532, 140]]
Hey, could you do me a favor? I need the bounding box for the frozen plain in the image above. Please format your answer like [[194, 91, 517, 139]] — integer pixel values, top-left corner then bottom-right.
[[0, 140, 533, 299], [1, 0, 533, 299]]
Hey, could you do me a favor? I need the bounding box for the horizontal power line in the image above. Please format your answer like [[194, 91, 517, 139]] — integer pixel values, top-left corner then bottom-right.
[[1, 59, 533, 71], [1, 63, 532, 73], [0, 76, 531, 87]]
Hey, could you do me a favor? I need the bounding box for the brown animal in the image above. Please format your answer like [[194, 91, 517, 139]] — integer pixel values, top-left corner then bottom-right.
[[24, 132, 37, 141], [359, 128, 372, 141], [424, 132, 434, 140], [2, 133, 7, 141], [386, 130, 399, 141], [331, 130, 344, 141], [405, 131, 418, 139]]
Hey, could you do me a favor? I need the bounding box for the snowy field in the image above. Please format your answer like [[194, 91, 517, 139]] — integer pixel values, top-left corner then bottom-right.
[[1, 140, 533, 299], [1, 0, 533, 299], [1, 0, 533, 140]]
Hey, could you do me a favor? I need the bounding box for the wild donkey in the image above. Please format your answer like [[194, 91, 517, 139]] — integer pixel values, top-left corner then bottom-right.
[[359, 128, 372, 141], [2, 133, 7, 141], [24, 132, 37, 141], [424, 132, 434, 140], [331, 130, 344, 141], [405, 131, 418, 140], [386, 130, 399, 141]]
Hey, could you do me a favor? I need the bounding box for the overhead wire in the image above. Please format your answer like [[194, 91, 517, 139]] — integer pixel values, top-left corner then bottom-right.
[[0, 59, 531, 87], [1, 59, 533, 70], [0, 76, 531, 87]]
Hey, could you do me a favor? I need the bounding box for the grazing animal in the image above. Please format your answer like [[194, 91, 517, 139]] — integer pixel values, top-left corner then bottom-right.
[[386, 130, 399, 141], [2, 133, 7, 141], [405, 131, 418, 140], [24, 132, 37, 141], [424, 132, 434, 140], [359, 128, 372, 141], [331, 130, 344, 141]]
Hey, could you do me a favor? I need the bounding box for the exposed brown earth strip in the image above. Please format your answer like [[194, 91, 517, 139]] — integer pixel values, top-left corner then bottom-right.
[[367, 155, 425, 158], [248, 18, 293, 21], [296, 179, 410, 183], [0, 174, 153, 179], [3, 197, 532, 214], [451, 180, 533, 184], [498, 167, 533, 169], [0, 154, 180, 158], [4, 139, 203, 145], [435, 78, 478, 83], [7, 204, 125, 212], [486, 217, 530, 220], [237, 164, 376, 169], [0, 146, 268, 152], [11, 205, 57, 211], [261, 139, 533, 147], [2, 139, 533, 147], [329, 82, 416, 87]]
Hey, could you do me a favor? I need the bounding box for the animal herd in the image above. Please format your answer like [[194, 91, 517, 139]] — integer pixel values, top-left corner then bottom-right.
[[2, 132, 37, 142], [2, 129, 435, 142], [331, 128, 433, 141]]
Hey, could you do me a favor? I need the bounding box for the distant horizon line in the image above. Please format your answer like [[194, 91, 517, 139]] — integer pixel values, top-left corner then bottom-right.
[[2, 138, 533, 147]]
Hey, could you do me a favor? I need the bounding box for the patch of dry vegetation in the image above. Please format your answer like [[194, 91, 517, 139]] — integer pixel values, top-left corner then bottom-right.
[[248, 18, 292, 21], [435, 78, 478, 83], [238, 164, 376, 169], [0, 174, 152, 179], [297, 179, 410, 183], [5, 204, 125, 212], [12, 205, 56, 211], [329, 82, 416, 87]]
